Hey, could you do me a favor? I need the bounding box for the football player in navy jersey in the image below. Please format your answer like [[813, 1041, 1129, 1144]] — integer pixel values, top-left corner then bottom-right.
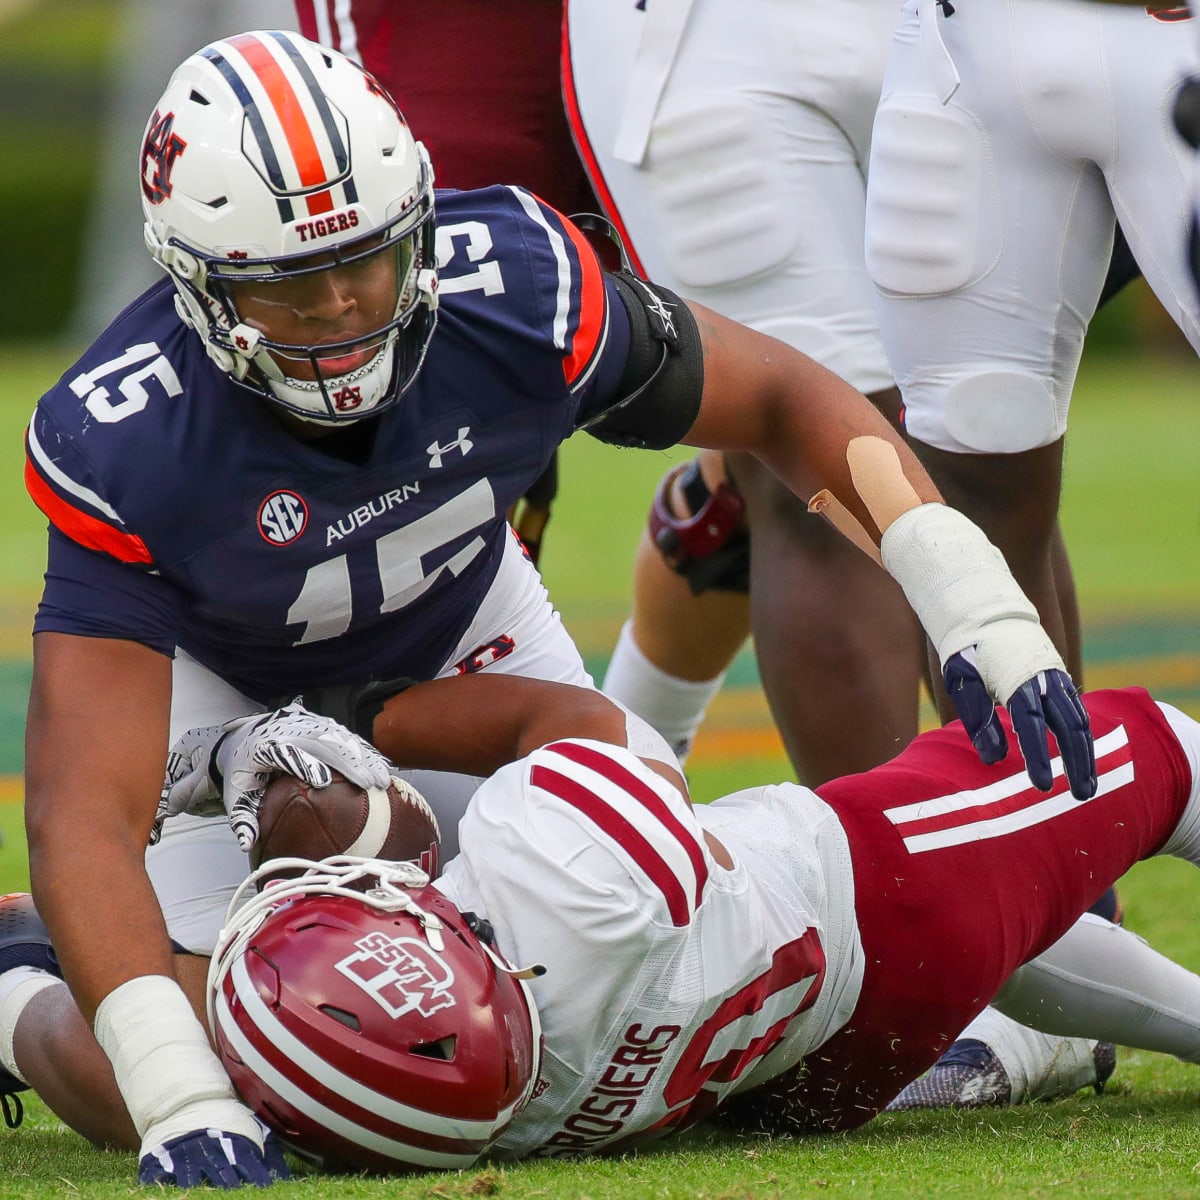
[[294, 0, 600, 565], [13, 29, 1098, 1189]]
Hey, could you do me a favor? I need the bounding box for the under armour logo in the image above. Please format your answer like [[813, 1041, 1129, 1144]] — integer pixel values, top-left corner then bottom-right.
[[427, 427, 473, 468]]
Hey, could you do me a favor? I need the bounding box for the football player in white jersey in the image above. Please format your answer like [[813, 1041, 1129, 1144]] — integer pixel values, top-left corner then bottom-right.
[[9, 672, 1197, 1175], [865, 1, 1199, 1103], [1176, 4, 1200, 293], [190, 672, 1200, 1170]]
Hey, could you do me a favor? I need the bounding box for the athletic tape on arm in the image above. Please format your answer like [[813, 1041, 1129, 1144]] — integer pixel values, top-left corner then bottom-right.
[[880, 503, 1066, 700], [94, 975, 261, 1154]]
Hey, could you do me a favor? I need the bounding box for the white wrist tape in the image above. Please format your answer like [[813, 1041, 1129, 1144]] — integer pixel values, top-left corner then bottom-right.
[[93, 975, 261, 1155], [0, 966, 63, 1085], [881, 503, 1065, 702]]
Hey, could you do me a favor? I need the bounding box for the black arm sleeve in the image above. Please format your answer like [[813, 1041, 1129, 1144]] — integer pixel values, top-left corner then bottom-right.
[[575, 271, 705, 451]]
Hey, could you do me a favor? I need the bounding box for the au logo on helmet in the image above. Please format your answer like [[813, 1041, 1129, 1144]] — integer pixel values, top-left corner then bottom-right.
[[334, 930, 458, 1020], [141, 110, 186, 205]]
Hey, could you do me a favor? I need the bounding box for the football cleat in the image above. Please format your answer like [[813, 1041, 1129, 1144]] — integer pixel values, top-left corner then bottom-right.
[[886, 1034, 1116, 1111], [0, 893, 63, 1128]]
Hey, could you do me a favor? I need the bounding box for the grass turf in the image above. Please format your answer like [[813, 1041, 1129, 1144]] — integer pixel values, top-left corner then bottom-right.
[[0, 339, 1198, 1193]]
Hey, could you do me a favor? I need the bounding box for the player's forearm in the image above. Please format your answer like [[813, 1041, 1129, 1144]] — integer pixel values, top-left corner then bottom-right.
[[682, 305, 941, 554], [26, 823, 178, 1022], [373, 675, 628, 774], [26, 811, 259, 1158]]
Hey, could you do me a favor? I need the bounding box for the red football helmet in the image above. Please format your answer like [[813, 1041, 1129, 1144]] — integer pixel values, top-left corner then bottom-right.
[[207, 857, 542, 1173]]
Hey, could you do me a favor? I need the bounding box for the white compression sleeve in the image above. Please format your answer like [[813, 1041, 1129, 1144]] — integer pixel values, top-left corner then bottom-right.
[[0, 967, 63, 1084], [93, 975, 262, 1154], [993, 913, 1200, 1063], [1155, 701, 1200, 864]]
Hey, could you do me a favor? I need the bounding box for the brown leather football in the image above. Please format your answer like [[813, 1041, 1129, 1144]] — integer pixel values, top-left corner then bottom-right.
[[250, 771, 441, 882]]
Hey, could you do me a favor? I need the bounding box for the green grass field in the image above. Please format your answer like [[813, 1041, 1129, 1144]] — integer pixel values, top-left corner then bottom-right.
[[0, 338, 1199, 1196]]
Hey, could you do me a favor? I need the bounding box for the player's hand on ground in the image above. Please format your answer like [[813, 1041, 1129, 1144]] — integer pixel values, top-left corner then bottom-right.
[[138, 1120, 289, 1188], [943, 645, 1097, 800], [156, 703, 393, 850]]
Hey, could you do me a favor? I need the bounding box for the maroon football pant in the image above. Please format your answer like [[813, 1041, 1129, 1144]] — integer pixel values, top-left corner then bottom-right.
[[721, 686, 1192, 1133]]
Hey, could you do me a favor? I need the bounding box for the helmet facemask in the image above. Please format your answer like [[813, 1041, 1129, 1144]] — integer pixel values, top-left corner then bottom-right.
[[176, 171, 437, 424]]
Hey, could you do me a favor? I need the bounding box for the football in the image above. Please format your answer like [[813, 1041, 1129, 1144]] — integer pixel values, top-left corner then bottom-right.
[[250, 771, 441, 883]]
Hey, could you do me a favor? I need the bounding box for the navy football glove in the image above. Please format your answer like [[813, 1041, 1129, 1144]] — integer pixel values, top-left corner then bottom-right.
[[138, 1125, 289, 1189], [944, 651, 1097, 800]]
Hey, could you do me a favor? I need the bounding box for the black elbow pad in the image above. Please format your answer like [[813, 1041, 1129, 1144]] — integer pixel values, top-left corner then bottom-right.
[[577, 271, 705, 450]]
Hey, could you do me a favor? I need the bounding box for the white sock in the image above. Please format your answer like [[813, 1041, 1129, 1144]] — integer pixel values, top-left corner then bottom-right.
[[601, 621, 726, 765], [956, 1006, 1098, 1101], [995, 912, 1200, 1064], [0, 966, 62, 1084]]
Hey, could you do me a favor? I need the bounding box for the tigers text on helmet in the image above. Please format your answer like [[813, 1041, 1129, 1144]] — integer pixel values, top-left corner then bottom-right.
[[207, 857, 543, 1173], [140, 30, 438, 424]]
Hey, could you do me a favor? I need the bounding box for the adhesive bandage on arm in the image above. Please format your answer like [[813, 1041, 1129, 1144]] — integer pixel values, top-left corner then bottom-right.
[[845, 436, 925, 530], [93, 975, 261, 1156], [807, 491, 884, 567], [807, 435, 926, 567]]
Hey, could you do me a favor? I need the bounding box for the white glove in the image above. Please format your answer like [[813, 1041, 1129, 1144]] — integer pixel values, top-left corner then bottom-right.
[[155, 702, 393, 850]]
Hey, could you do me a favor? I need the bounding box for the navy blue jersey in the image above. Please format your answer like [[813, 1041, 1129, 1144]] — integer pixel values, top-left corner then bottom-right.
[[26, 187, 630, 700]]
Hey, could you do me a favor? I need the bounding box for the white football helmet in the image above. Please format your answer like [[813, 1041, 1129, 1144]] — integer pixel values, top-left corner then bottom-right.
[[208, 857, 543, 1173], [140, 30, 438, 423]]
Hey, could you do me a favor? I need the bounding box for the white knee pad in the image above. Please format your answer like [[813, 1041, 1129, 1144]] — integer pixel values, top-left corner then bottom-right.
[[866, 97, 988, 296], [906, 369, 1064, 455], [646, 92, 797, 290]]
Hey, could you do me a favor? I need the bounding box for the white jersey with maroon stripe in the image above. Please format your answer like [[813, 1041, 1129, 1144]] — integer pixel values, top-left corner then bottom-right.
[[435, 739, 864, 1158]]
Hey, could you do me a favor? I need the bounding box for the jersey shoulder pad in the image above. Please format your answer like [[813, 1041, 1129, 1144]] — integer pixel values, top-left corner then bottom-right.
[[25, 403, 154, 566], [524, 739, 710, 928], [435, 187, 611, 392]]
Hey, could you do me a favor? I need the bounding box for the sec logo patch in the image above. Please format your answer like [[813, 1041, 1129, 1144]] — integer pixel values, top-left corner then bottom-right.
[[258, 490, 309, 545]]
